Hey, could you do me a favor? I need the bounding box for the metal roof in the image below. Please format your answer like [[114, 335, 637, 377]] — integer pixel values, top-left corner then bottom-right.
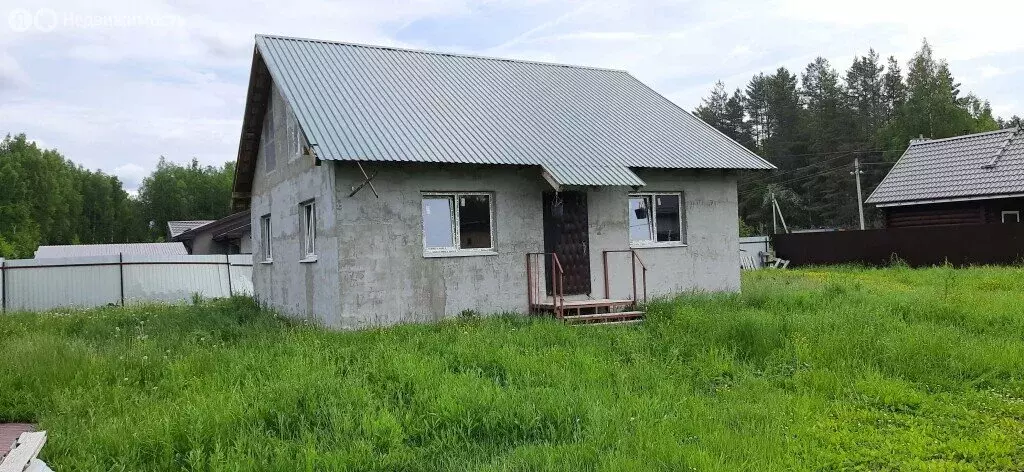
[[167, 220, 215, 238], [866, 127, 1024, 206], [252, 34, 773, 188], [34, 243, 189, 259]]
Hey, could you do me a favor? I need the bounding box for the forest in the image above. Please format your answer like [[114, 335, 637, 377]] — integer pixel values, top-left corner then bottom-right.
[[694, 40, 1021, 234], [0, 134, 234, 258], [2, 40, 1020, 258]]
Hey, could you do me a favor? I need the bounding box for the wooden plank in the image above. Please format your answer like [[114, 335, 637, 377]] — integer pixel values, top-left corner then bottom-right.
[[0, 431, 46, 472]]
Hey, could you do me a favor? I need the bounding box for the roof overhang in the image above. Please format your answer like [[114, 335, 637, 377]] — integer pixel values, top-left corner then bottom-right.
[[875, 192, 1024, 208], [230, 48, 272, 212]]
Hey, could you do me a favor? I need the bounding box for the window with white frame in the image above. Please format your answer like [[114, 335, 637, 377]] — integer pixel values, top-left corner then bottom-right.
[[260, 214, 273, 262], [629, 192, 685, 246], [301, 200, 316, 259], [422, 193, 493, 253], [1002, 211, 1020, 223]]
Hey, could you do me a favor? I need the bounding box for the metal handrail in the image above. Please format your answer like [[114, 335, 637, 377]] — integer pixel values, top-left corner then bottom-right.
[[525, 252, 565, 319], [602, 249, 648, 307]]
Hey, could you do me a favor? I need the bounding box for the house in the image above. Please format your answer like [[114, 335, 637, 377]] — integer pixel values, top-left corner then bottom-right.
[[867, 127, 1024, 227], [34, 242, 188, 259], [167, 220, 215, 240], [169, 211, 252, 255], [230, 34, 774, 328]]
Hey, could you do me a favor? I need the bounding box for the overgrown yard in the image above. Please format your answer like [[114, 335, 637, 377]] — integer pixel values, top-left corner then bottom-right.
[[1, 267, 1023, 470]]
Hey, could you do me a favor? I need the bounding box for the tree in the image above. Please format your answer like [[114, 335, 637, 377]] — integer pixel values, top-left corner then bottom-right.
[[695, 82, 754, 149], [137, 157, 235, 241]]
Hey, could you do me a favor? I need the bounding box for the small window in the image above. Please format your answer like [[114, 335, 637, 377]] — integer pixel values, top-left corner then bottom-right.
[[260, 214, 273, 262], [301, 201, 316, 259], [422, 193, 493, 253], [629, 192, 685, 246], [1002, 211, 1020, 223]]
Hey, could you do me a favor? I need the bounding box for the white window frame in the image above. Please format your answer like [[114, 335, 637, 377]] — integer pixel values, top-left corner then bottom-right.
[[628, 192, 686, 248], [1002, 210, 1020, 223], [259, 214, 273, 263], [422, 192, 496, 257], [300, 200, 317, 262]]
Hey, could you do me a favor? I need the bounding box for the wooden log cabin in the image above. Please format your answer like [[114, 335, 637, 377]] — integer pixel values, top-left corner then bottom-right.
[[866, 127, 1024, 228]]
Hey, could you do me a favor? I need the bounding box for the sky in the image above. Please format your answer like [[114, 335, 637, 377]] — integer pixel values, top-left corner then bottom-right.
[[1, 0, 1022, 193]]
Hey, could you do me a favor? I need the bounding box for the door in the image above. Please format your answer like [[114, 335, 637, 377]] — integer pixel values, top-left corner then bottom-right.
[[543, 191, 591, 295]]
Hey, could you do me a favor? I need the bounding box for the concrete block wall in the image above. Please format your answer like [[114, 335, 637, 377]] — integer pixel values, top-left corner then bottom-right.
[[250, 85, 343, 325]]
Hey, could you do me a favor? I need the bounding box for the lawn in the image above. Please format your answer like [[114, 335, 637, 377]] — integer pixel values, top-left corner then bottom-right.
[[1, 267, 1023, 471]]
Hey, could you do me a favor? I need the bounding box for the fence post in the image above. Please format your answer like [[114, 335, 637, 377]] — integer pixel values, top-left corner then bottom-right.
[[119, 253, 125, 307], [1, 258, 6, 313], [225, 254, 233, 296]]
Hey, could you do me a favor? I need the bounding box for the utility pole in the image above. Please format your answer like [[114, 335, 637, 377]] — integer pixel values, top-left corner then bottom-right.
[[852, 158, 866, 230], [771, 191, 777, 234]]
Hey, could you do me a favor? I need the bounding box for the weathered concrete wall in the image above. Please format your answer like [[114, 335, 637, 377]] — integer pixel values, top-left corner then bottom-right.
[[331, 162, 739, 328], [591, 169, 740, 301], [333, 162, 547, 328], [250, 84, 342, 324]]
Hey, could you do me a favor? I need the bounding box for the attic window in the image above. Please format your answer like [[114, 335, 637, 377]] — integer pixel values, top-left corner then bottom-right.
[[422, 193, 494, 256]]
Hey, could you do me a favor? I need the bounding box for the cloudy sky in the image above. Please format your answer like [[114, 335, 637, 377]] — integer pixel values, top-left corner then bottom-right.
[[2, 0, 1022, 192]]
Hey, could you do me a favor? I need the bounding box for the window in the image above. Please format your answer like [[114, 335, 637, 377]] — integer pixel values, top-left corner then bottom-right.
[[260, 214, 272, 262], [1002, 211, 1020, 223], [629, 193, 684, 246], [301, 200, 316, 260], [422, 193, 494, 254]]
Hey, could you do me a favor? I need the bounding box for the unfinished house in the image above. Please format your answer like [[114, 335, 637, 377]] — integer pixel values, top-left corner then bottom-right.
[[230, 34, 774, 328]]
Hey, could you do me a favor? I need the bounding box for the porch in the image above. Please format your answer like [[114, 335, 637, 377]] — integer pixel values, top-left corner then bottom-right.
[[526, 249, 648, 325]]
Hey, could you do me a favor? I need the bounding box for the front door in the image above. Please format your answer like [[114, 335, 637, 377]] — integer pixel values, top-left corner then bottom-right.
[[542, 191, 591, 295]]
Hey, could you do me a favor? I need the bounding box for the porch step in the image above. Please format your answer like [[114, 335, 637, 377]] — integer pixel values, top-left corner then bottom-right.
[[532, 298, 634, 310], [563, 311, 645, 325]]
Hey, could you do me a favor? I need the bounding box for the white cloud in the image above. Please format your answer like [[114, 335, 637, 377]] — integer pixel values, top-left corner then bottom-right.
[[1, 0, 1021, 194]]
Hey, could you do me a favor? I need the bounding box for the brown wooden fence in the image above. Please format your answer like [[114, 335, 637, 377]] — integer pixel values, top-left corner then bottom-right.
[[771, 223, 1024, 267]]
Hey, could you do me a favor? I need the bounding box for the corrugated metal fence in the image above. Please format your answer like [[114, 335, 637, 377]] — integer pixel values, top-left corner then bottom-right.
[[739, 236, 771, 269], [772, 223, 1024, 267], [0, 254, 252, 312]]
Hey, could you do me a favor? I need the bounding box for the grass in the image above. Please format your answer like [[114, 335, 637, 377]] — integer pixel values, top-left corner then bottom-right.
[[1, 267, 1023, 471]]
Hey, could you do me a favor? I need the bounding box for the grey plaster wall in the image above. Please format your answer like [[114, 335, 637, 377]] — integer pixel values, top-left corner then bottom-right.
[[331, 162, 739, 328], [250, 84, 342, 324], [333, 162, 547, 328], [590, 169, 740, 301]]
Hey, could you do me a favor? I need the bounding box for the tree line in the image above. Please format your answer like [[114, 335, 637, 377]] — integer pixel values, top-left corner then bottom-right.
[[0, 134, 235, 258], [695, 40, 1021, 233]]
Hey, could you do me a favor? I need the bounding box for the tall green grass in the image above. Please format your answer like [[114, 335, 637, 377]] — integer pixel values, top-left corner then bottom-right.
[[1, 267, 1022, 470]]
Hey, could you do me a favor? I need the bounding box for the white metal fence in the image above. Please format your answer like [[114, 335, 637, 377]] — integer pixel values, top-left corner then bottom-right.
[[0, 254, 252, 313], [740, 236, 772, 269]]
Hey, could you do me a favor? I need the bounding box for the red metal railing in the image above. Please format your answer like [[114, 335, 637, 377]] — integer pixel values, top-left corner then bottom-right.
[[525, 252, 565, 319], [602, 249, 648, 307]]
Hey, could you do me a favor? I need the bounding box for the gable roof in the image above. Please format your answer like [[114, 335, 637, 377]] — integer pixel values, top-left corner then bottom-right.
[[866, 127, 1024, 207], [232, 35, 773, 206], [167, 220, 215, 239], [34, 243, 189, 259]]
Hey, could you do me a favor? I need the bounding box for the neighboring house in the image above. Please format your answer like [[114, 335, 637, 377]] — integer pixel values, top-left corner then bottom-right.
[[230, 34, 774, 328], [867, 127, 1024, 227], [170, 211, 252, 255], [167, 220, 215, 240], [34, 242, 188, 259]]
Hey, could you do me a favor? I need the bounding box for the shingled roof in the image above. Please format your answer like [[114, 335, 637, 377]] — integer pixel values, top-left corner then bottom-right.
[[231, 35, 773, 207], [866, 127, 1024, 207]]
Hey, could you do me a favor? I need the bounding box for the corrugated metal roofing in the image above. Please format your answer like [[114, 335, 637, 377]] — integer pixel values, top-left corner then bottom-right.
[[167, 220, 214, 238], [253, 35, 773, 187], [34, 243, 189, 259], [866, 128, 1024, 206]]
